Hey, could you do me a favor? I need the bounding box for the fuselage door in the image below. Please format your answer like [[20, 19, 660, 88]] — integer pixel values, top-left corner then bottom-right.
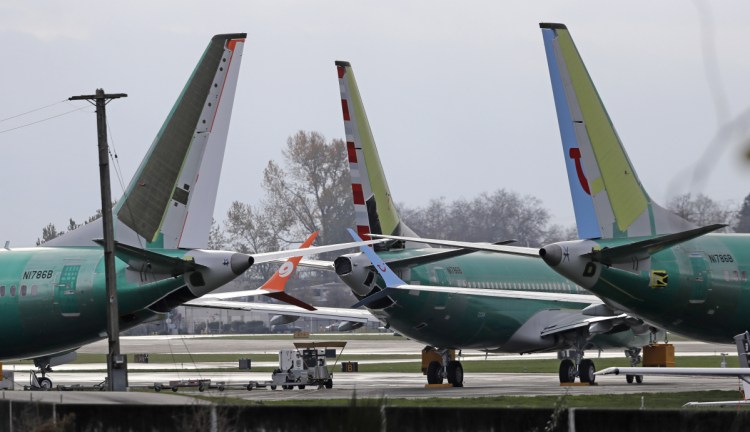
[[55, 265, 81, 317], [688, 253, 709, 304]]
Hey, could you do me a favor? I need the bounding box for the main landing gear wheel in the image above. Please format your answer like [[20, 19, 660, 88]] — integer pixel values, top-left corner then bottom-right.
[[579, 359, 595, 384], [635, 375, 643, 384], [427, 361, 443, 384], [626, 374, 634, 384], [558, 359, 576, 383], [38, 377, 53, 390], [446, 361, 464, 387]]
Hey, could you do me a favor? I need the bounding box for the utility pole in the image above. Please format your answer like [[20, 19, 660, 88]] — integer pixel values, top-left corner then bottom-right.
[[69, 89, 127, 391]]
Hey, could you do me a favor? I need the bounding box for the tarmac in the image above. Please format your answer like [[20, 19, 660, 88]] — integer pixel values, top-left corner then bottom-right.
[[1, 334, 743, 404]]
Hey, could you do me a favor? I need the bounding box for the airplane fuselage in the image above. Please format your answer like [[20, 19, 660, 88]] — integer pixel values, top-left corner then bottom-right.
[[0, 246, 245, 360], [341, 248, 649, 352], [546, 233, 750, 344]]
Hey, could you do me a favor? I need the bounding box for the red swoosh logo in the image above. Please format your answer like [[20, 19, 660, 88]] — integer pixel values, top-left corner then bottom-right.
[[569, 148, 590, 195]]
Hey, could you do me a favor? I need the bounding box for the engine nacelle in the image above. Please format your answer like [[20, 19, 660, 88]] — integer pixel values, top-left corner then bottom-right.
[[270, 315, 301, 326], [337, 321, 364, 332], [334, 252, 378, 297]]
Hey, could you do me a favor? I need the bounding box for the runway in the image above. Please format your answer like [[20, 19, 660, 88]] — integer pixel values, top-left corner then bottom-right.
[[2, 334, 743, 403]]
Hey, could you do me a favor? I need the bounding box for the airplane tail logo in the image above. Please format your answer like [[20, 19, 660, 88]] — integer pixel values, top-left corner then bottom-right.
[[540, 23, 694, 239]]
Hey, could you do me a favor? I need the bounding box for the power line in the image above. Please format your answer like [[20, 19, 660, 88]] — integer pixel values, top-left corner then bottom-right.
[[0, 105, 91, 135], [0, 99, 69, 123]]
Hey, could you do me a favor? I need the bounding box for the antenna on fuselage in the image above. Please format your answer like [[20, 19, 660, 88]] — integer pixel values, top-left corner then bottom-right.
[[4, 241, 10, 250]]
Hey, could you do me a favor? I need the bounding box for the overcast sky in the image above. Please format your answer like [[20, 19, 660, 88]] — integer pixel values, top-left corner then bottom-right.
[[1, 1, 749, 247]]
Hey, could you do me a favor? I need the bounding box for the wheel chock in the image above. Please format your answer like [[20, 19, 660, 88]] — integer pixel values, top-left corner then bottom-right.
[[424, 384, 454, 389]]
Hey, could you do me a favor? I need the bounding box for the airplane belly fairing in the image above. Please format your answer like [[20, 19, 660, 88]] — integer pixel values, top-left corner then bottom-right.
[[376, 288, 582, 351]]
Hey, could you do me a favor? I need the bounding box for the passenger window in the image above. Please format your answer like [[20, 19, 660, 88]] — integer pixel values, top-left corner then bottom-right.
[[10, 286, 16, 297], [0, 286, 4, 297], [743, 271, 748, 282], [734, 271, 740, 281], [20, 285, 26, 296], [31, 285, 38, 296]]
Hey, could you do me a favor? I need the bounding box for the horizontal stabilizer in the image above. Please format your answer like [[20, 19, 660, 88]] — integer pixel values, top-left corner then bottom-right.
[[250, 238, 385, 264], [370, 240, 519, 270], [94, 239, 202, 276], [369, 234, 538, 258], [186, 298, 376, 323], [585, 224, 726, 265]]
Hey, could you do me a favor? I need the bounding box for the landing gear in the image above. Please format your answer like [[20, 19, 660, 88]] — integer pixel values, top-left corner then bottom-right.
[[557, 332, 596, 384], [427, 361, 443, 384], [579, 359, 595, 384], [625, 347, 643, 385], [422, 346, 463, 387], [558, 359, 576, 383], [446, 361, 463, 387], [38, 377, 53, 390], [27, 367, 54, 390]]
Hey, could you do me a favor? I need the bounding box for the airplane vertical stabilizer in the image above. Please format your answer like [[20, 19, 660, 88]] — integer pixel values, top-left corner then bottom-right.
[[49, 34, 246, 249], [540, 24, 694, 239], [335, 61, 418, 247]]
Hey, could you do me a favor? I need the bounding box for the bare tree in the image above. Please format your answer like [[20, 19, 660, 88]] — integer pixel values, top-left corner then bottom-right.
[[401, 189, 557, 247], [667, 193, 737, 231], [262, 130, 354, 249]]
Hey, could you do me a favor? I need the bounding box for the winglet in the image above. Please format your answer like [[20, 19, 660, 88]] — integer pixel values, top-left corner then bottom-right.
[[260, 232, 318, 311], [347, 228, 405, 287]]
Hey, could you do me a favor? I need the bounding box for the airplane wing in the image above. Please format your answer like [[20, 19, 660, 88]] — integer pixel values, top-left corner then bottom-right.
[[368, 234, 539, 258], [185, 298, 377, 323]]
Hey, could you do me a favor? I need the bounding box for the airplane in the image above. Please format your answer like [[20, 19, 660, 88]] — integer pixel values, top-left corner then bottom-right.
[[533, 22, 748, 346], [0, 34, 379, 389], [371, 23, 750, 384], [320, 60, 662, 387]]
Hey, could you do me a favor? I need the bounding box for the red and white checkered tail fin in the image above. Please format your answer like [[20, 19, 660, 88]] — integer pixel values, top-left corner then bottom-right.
[[335, 61, 419, 248]]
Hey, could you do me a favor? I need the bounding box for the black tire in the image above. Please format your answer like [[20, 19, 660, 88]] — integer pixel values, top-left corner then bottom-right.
[[325, 379, 333, 389], [171, 387, 178, 392], [558, 359, 575, 383], [154, 385, 162, 392], [626, 374, 634, 384], [426, 361, 443, 385], [247, 384, 254, 391], [579, 359, 595, 384], [270, 385, 277, 390], [198, 385, 205, 392], [218, 385, 225, 392], [38, 377, 53, 390], [447, 361, 464, 387], [282, 385, 290, 390], [635, 375, 643, 384], [299, 385, 306, 390]]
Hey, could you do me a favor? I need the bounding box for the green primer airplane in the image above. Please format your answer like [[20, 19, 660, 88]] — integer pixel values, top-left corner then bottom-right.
[[535, 23, 745, 346], [310, 61, 663, 386], [0, 35, 376, 389], [379, 24, 747, 384]]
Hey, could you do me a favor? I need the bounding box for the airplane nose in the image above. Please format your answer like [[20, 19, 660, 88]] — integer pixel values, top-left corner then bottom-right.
[[539, 244, 563, 267], [230, 253, 254, 275]]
